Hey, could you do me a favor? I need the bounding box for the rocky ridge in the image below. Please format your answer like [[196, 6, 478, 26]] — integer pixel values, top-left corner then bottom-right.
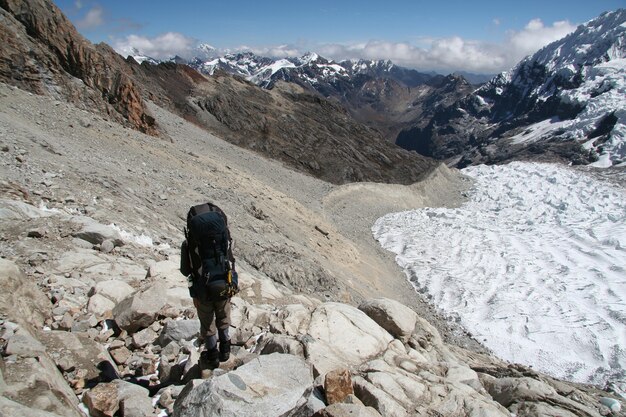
[[0, 82, 624, 417], [397, 9, 626, 168], [0, 0, 158, 136]]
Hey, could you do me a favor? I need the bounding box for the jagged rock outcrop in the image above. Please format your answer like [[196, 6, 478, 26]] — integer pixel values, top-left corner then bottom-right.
[[0, 0, 157, 135]]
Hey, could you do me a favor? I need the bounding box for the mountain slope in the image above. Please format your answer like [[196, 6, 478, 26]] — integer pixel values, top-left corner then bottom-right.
[[0, 0, 439, 186], [0, 0, 158, 135], [180, 52, 474, 142], [397, 9, 626, 168]]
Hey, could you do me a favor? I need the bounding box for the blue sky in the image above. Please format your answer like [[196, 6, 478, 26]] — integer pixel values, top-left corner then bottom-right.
[[55, 0, 624, 74]]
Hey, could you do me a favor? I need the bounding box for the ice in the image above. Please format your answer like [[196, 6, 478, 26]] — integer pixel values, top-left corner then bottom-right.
[[373, 161, 626, 387]]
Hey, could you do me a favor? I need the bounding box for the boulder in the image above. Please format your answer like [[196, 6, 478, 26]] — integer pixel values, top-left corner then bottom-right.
[[358, 298, 417, 343], [70, 216, 124, 246], [0, 199, 57, 220], [112, 380, 154, 417], [259, 334, 304, 357], [39, 330, 116, 382], [82, 383, 119, 417], [158, 319, 200, 346], [90, 280, 135, 304], [305, 303, 393, 376], [0, 396, 70, 417], [131, 327, 158, 348], [269, 304, 312, 336], [0, 259, 51, 328], [87, 293, 115, 317], [5, 327, 46, 356], [2, 353, 82, 417], [112, 285, 168, 333], [353, 376, 408, 417], [174, 353, 314, 417]]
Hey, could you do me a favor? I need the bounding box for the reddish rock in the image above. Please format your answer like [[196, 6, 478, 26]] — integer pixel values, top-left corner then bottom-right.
[[325, 368, 354, 405], [82, 383, 119, 417]]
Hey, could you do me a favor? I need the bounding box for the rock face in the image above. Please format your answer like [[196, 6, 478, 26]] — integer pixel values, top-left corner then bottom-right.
[[174, 353, 314, 417], [0, 0, 157, 135], [190, 75, 439, 185]]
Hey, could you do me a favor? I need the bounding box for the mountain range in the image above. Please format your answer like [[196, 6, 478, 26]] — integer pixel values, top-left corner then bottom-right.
[[131, 10, 625, 170], [397, 9, 626, 168]]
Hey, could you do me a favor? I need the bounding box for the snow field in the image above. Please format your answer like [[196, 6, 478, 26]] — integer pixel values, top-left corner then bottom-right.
[[372, 161, 626, 386]]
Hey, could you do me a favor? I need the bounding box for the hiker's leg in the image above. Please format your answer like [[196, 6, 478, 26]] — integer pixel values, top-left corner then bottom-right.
[[214, 298, 231, 339], [194, 298, 217, 346], [215, 299, 231, 361]]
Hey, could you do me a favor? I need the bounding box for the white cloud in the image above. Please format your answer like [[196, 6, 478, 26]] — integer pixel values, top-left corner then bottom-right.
[[315, 18, 577, 74], [506, 18, 577, 58], [112, 32, 196, 60], [76, 5, 104, 30], [493, 18, 501, 26], [109, 18, 578, 74]]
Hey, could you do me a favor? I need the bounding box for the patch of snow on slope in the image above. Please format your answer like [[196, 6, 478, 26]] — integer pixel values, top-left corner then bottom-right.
[[373, 161, 626, 387]]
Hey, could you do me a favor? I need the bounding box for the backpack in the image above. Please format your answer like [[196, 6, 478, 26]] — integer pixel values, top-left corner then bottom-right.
[[180, 202, 238, 301]]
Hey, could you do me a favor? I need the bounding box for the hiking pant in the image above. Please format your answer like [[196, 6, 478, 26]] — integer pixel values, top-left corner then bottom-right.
[[193, 297, 231, 343]]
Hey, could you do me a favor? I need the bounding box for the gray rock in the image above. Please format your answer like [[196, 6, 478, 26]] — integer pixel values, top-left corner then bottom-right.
[[5, 328, 46, 357], [305, 303, 393, 377], [358, 298, 418, 343], [39, 330, 116, 382], [0, 199, 55, 220], [3, 354, 82, 417], [259, 334, 304, 357], [90, 279, 135, 304], [87, 293, 115, 317], [161, 341, 181, 359], [158, 319, 200, 346], [100, 239, 115, 253], [112, 285, 169, 333], [353, 376, 408, 417], [0, 396, 71, 417], [132, 327, 158, 349], [70, 216, 124, 246], [174, 353, 314, 417], [113, 380, 154, 417], [0, 259, 51, 328]]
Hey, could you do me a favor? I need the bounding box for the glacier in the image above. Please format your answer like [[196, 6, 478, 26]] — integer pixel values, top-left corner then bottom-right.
[[373, 161, 626, 389]]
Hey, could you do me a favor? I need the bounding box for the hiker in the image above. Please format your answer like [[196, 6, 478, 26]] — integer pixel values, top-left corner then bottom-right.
[[180, 202, 239, 369]]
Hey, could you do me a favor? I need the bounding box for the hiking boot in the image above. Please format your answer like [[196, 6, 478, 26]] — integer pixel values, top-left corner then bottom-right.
[[219, 340, 231, 362], [200, 348, 220, 369]]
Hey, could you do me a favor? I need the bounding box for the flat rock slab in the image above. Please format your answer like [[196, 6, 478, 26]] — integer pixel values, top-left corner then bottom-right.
[[174, 353, 313, 417]]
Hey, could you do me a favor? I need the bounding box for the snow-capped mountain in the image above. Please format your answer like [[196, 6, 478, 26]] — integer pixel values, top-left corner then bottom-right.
[[398, 9, 626, 168], [190, 51, 438, 90]]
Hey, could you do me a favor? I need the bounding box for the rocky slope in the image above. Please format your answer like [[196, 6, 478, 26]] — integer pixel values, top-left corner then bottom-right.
[[397, 9, 626, 168], [1, 81, 624, 417]]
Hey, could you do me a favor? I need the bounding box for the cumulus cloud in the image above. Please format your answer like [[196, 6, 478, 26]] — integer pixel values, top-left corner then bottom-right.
[[314, 18, 577, 73], [112, 32, 196, 60], [506, 18, 577, 58], [76, 5, 104, 30]]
